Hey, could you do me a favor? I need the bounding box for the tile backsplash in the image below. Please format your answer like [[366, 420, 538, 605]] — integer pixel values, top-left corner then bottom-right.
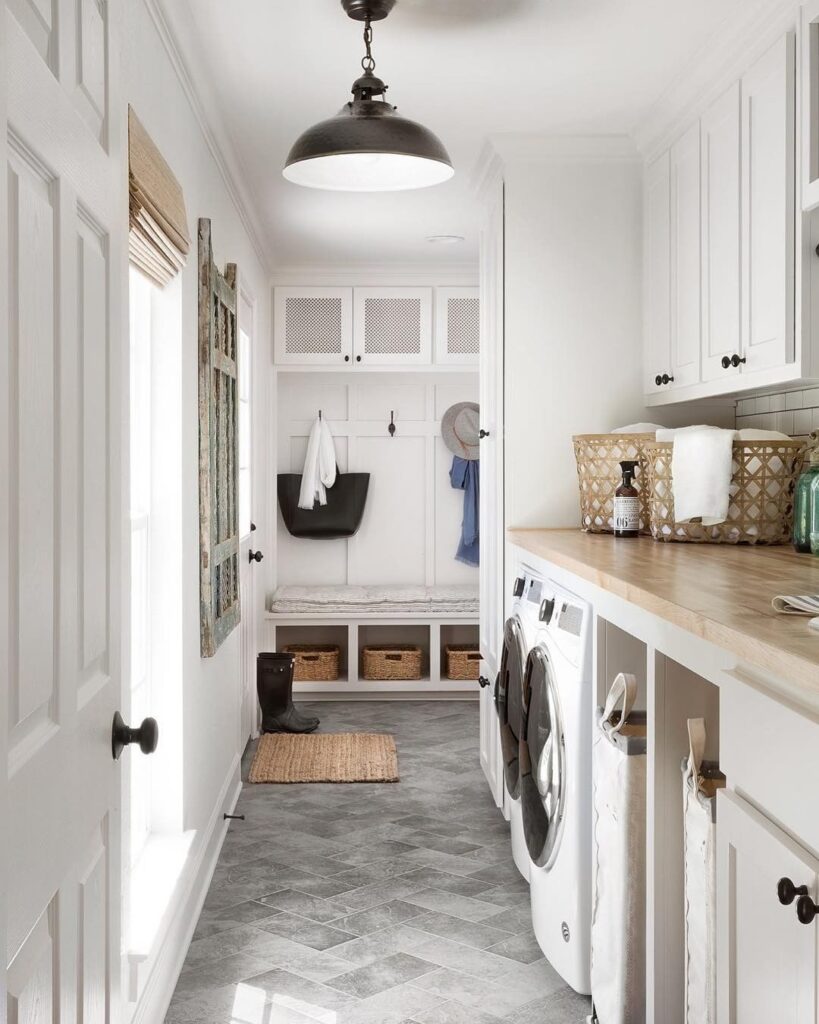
[[736, 387, 819, 440]]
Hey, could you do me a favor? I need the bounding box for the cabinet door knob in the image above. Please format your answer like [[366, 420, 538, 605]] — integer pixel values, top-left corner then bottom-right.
[[478, 675, 491, 688], [659, 373, 675, 386], [721, 355, 732, 369], [655, 374, 663, 387], [356, 355, 362, 363], [344, 355, 350, 362], [797, 894, 819, 925], [249, 549, 263, 563], [778, 877, 809, 905], [479, 429, 490, 439], [112, 712, 158, 760], [723, 354, 746, 369]]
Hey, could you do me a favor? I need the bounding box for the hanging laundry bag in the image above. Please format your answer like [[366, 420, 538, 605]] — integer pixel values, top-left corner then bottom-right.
[[591, 672, 647, 1024], [681, 718, 726, 1024]]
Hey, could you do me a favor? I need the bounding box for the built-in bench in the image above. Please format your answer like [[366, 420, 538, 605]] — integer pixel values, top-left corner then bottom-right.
[[263, 585, 479, 698]]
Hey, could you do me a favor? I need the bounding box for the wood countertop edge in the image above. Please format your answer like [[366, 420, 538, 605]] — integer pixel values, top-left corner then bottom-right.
[[507, 528, 819, 695]]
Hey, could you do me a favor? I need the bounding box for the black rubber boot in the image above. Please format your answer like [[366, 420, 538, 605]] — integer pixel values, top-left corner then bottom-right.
[[257, 653, 320, 734]]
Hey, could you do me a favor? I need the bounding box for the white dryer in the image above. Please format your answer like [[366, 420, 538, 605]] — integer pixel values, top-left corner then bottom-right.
[[520, 581, 593, 995], [497, 563, 544, 883]]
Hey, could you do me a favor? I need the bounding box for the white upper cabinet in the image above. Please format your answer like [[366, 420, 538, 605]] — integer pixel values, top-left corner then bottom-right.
[[274, 287, 353, 365], [353, 287, 433, 366], [436, 287, 480, 365], [801, 1, 819, 210], [741, 33, 795, 374], [644, 152, 672, 391], [670, 121, 702, 388], [701, 82, 742, 382], [642, 31, 806, 402], [717, 791, 819, 1024]]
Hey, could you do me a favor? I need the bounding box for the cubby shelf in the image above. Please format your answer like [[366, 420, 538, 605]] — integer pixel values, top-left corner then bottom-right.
[[262, 613, 480, 700]]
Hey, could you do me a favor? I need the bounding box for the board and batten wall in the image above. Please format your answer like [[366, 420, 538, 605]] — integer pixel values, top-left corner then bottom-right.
[[275, 375, 479, 589]]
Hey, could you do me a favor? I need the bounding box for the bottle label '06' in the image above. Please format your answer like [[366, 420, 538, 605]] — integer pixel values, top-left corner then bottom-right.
[[614, 497, 640, 533]]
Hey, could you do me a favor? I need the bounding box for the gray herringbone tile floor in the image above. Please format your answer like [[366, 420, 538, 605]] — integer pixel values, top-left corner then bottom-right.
[[165, 701, 591, 1024]]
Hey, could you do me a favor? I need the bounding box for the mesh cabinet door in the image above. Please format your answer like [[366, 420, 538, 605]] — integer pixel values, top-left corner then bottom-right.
[[198, 218, 241, 656], [274, 287, 353, 365], [436, 286, 480, 365], [353, 287, 433, 365]]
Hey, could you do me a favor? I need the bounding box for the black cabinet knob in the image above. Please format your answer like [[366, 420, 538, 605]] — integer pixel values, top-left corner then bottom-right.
[[249, 549, 263, 563], [722, 354, 747, 369], [656, 373, 675, 386], [479, 429, 490, 439], [663, 374, 675, 385], [250, 521, 257, 532], [721, 355, 732, 369], [356, 355, 362, 362], [778, 877, 809, 906], [112, 712, 158, 761], [655, 374, 663, 386], [478, 675, 491, 688], [344, 355, 350, 362], [797, 894, 819, 925]]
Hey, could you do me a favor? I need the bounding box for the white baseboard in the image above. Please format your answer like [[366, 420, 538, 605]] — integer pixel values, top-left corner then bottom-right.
[[128, 754, 242, 1024]]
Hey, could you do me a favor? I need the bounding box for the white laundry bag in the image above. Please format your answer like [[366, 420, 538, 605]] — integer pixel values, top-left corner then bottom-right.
[[591, 672, 647, 1024], [681, 718, 725, 1024]]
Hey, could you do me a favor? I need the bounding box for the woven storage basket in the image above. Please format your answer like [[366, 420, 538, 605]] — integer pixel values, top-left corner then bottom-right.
[[362, 645, 423, 681], [643, 439, 804, 544], [445, 644, 481, 681], [573, 433, 654, 534], [282, 644, 340, 682]]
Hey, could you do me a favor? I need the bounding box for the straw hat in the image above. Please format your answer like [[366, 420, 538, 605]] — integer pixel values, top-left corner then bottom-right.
[[441, 402, 480, 461]]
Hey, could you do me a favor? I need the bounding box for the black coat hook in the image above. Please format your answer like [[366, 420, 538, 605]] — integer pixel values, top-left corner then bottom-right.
[[319, 409, 322, 421], [388, 411, 396, 437]]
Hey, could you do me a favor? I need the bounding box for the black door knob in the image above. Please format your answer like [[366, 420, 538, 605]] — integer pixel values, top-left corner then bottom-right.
[[479, 429, 490, 439], [249, 549, 263, 563], [250, 521, 257, 532], [778, 877, 809, 905], [478, 675, 491, 688], [112, 712, 158, 761], [797, 894, 819, 924]]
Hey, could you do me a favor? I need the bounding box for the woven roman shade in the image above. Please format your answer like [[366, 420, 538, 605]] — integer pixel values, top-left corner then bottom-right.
[[128, 106, 190, 287]]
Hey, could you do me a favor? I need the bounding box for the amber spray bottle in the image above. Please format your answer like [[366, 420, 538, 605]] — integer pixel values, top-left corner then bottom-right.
[[614, 460, 640, 538]]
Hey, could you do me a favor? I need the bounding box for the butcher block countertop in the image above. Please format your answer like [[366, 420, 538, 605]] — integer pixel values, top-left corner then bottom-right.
[[508, 528, 819, 693]]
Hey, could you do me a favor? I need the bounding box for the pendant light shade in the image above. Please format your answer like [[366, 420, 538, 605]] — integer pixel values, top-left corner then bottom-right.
[[284, 3, 453, 192]]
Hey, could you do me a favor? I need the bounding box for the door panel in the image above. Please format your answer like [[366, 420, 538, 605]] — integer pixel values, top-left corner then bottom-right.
[[670, 121, 702, 388], [741, 33, 795, 372], [4, 3, 124, 1018], [701, 82, 742, 382], [479, 177, 504, 677], [717, 791, 818, 1024]]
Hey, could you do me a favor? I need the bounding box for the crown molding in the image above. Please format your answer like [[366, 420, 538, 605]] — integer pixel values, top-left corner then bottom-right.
[[271, 262, 479, 287], [632, 0, 798, 159], [141, 0, 272, 273], [482, 133, 640, 167]]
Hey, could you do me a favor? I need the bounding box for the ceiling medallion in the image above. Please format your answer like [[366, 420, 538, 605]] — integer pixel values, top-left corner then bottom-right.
[[283, 0, 454, 192]]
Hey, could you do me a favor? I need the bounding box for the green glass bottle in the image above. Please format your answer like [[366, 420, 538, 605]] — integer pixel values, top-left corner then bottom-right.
[[793, 436, 819, 554]]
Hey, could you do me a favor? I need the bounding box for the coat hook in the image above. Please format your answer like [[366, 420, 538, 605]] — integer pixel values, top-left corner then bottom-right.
[[388, 411, 396, 438], [319, 409, 322, 421]]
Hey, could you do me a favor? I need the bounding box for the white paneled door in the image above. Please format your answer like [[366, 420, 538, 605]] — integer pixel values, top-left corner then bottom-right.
[[3, 1, 125, 1020], [239, 290, 259, 743]]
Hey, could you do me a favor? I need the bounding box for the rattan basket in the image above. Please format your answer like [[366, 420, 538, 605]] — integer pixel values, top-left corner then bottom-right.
[[573, 433, 654, 534], [362, 645, 423, 681], [282, 644, 340, 682], [445, 644, 481, 680], [643, 439, 805, 544]]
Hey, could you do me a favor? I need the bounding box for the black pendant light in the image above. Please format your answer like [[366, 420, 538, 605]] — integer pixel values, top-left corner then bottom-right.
[[283, 0, 454, 192]]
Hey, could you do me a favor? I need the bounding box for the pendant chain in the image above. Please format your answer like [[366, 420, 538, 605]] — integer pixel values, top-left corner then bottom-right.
[[361, 17, 376, 72]]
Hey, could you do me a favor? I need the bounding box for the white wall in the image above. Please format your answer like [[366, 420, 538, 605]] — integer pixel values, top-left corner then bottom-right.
[[122, 1, 270, 1018], [274, 374, 479, 590], [500, 138, 733, 530]]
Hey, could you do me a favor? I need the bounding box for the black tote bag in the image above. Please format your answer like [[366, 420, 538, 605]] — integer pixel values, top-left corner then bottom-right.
[[277, 472, 370, 539]]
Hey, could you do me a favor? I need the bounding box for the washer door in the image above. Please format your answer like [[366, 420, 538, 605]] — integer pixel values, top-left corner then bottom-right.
[[520, 644, 566, 868], [496, 615, 527, 799]]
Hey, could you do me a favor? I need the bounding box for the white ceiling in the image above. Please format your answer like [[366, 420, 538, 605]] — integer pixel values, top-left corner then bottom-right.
[[171, 0, 749, 270]]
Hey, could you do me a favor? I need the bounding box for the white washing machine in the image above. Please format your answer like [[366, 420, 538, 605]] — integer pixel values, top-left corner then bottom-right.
[[520, 580, 593, 995], [497, 563, 544, 883]]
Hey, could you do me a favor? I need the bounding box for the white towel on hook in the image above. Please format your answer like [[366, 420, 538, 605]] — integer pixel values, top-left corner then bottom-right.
[[656, 426, 736, 525], [298, 416, 337, 509]]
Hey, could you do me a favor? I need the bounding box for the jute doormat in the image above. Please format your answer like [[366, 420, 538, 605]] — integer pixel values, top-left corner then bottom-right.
[[248, 732, 399, 784]]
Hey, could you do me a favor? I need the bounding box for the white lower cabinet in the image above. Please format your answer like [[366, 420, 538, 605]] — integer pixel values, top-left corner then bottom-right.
[[478, 658, 503, 809], [717, 790, 819, 1024]]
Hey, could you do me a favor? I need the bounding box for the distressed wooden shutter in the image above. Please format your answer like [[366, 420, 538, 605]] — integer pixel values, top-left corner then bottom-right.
[[198, 218, 240, 656]]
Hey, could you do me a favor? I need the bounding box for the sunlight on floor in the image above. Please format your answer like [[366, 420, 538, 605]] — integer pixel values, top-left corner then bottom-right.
[[231, 983, 339, 1024]]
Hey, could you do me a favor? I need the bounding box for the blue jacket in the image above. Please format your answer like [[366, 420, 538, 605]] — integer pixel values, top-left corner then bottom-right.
[[450, 456, 479, 567]]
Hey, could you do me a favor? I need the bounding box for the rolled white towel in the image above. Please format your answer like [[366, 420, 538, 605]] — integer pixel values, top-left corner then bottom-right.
[[611, 423, 665, 434], [656, 425, 736, 525]]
